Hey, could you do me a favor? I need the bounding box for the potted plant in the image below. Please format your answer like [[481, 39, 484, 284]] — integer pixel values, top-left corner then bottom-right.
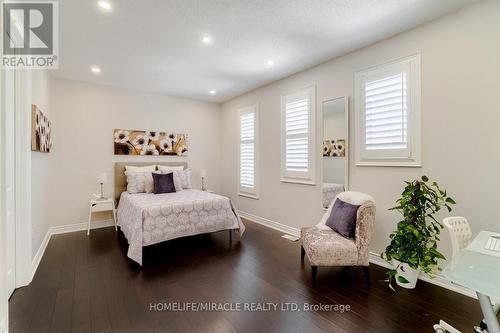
[[382, 176, 456, 290]]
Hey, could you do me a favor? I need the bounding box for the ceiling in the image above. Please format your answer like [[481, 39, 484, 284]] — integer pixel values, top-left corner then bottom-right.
[[54, 0, 478, 102]]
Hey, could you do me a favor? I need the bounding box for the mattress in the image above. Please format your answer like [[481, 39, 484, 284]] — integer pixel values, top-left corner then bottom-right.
[[117, 189, 245, 265]]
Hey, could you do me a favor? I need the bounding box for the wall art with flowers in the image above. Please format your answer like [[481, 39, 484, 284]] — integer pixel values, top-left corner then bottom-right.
[[31, 104, 52, 153], [113, 129, 188, 156]]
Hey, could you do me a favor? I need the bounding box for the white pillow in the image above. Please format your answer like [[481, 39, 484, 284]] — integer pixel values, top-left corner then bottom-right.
[[175, 169, 192, 189], [125, 165, 156, 172], [157, 165, 184, 172], [125, 171, 151, 193]]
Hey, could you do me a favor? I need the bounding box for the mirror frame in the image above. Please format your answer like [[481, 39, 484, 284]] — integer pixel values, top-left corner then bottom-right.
[[320, 96, 349, 209]]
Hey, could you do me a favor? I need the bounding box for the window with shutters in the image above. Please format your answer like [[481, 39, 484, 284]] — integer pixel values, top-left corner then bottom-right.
[[281, 86, 316, 184], [355, 54, 421, 166], [238, 104, 259, 198]]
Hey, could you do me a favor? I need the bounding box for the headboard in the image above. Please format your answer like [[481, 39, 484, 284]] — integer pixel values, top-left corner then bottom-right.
[[114, 162, 188, 200]]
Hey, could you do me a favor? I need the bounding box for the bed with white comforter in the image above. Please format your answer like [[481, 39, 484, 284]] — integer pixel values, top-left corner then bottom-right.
[[117, 189, 245, 265]]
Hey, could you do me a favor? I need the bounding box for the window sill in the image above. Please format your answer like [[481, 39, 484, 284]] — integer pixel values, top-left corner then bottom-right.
[[356, 159, 421, 167], [280, 178, 316, 186], [238, 192, 259, 200]]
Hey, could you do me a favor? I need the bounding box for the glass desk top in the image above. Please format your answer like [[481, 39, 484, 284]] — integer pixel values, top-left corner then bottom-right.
[[443, 231, 500, 300]]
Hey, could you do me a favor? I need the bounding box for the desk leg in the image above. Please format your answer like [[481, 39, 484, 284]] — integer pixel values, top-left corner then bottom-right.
[[87, 203, 92, 236], [477, 292, 500, 333]]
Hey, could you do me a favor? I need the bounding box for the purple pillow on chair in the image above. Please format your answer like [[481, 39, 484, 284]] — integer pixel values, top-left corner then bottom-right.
[[325, 198, 360, 238], [152, 172, 176, 194]]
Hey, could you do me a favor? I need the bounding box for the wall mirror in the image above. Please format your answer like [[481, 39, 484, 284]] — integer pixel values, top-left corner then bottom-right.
[[321, 97, 349, 209]]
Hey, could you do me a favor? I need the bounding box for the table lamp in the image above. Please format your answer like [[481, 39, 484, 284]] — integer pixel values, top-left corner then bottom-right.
[[97, 172, 108, 200], [200, 169, 207, 191]]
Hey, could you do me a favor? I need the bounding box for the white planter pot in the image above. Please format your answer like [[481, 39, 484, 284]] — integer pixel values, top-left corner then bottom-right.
[[394, 260, 420, 289]]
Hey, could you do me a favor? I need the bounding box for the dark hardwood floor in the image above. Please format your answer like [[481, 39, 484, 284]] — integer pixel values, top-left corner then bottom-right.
[[10, 220, 482, 333]]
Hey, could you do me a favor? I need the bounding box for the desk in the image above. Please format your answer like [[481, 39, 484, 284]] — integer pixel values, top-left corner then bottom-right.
[[443, 231, 500, 333]]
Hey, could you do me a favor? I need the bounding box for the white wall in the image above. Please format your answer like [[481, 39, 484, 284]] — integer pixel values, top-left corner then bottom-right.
[[31, 70, 51, 259], [48, 78, 222, 227], [221, 0, 500, 260]]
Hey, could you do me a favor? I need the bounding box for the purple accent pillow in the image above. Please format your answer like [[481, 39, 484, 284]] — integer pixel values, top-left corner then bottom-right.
[[152, 172, 176, 194], [325, 199, 360, 238]]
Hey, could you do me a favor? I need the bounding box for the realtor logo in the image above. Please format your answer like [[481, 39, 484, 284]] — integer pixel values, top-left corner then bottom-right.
[[2, 0, 58, 69]]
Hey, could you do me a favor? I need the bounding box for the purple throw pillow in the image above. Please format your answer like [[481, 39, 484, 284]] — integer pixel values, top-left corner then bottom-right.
[[152, 172, 176, 194], [325, 198, 360, 238]]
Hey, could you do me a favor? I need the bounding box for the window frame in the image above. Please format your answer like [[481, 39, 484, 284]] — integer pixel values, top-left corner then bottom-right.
[[280, 85, 316, 185], [238, 104, 259, 199], [354, 54, 421, 167]]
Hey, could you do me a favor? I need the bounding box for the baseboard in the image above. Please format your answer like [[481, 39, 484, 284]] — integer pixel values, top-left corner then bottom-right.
[[237, 210, 300, 237], [50, 219, 115, 235], [238, 210, 477, 299], [29, 219, 115, 282], [368, 252, 476, 299], [31, 228, 51, 281]]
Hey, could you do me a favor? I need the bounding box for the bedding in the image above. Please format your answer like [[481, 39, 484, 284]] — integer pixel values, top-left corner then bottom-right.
[[158, 165, 184, 172], [117, 189, 245, 265], [322, 182, 344, 208], [125, 164, 156, 172], [175, 169, 192, 189]]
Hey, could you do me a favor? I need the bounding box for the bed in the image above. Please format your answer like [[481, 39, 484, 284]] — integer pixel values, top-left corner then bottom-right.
[[322, 182, 344, 209], [115, 162, 245, 265]]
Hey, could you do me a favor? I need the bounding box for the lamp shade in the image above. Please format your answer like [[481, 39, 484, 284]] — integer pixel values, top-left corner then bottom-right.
[[200, 169, 207, 178], [97, 172, 108, 184]]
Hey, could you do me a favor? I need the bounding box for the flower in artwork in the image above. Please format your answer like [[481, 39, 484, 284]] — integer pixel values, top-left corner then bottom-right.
[[140, 144, 159, 156], [132, 134, 150, 149], [167, 133, 177, 141], [159, 139, 171, 151], [178, 146, 188, 156], [114, 130, 130, 143], [146, 131, 160, 141]]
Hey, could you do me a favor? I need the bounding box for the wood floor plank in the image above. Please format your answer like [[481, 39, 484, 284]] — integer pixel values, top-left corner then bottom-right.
[[10, 220, 483, 333]]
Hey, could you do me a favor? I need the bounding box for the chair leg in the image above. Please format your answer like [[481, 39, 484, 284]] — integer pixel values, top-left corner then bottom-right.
[[301, 246, 305, 263], [311, 266, 318, 282], [363, 266, 371, 282]]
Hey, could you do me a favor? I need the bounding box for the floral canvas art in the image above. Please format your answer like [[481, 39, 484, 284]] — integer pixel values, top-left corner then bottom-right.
[[323, 139, 345, 157], [31, 104, 52, 153], [114, 129, 188, 156]]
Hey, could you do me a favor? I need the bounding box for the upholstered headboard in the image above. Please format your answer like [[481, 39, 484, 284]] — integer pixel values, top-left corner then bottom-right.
[[114, 162, 188, 200]]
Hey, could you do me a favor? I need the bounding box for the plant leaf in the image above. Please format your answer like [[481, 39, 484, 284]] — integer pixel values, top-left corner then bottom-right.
[[397, 276, 410, 284]]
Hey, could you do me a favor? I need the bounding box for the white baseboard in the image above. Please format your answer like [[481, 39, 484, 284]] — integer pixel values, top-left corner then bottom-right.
[[239, 210, 476, 299], [50, 219, 115, 235], [30, 219, 115, 282], [237, 210, 300, 237], [31, 228, 51, 281]]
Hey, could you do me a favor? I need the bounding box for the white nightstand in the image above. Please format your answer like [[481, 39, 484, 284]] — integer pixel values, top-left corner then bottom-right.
[[87, 198, 117, 236], [202, 189, 214, 193]]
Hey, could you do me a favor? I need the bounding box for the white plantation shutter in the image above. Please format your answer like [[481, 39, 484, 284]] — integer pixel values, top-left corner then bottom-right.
[[355, 54, 421, 166], [365, 73, 407, 150], [281, 86, 316, 183], [239, 105, 259, 197]]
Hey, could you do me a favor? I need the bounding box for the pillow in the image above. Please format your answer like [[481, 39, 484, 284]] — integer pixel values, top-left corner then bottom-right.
[[157, 171, 183, 192], [125, 165, 156, 172], [152, 172, 176, 194], [157, 165, 184, 172], [125, 171, 150, 193], [175, 169, 192, 189], [325, 198, 360, 238]]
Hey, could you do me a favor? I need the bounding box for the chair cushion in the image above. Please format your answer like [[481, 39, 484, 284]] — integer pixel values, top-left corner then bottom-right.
[[325, 199, 359, 238], [301, 226, 358, 266]]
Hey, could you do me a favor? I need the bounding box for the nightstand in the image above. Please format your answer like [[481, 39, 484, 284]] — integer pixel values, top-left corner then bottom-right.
[[202, 189, 214, 193], [87, 198, 117, 236]]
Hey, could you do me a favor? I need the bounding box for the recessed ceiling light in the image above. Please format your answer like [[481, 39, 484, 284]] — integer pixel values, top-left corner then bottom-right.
[[267, 60, 275, 66], [202, 36, 212, 44], [209, 90, 216, 95], [97, 0, 112, 10], [91, 66, 101, 74]]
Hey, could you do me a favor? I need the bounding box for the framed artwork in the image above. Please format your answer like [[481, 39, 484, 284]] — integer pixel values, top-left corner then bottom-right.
[[31, 104, 52, 153], [323, 139, 345, 157], [114, 129, 188, 156]]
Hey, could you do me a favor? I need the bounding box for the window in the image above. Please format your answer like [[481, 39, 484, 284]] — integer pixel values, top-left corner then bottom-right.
[[238, 104, 259, 198], [355, 54, 421, 166], [281, 85, 316, 184]]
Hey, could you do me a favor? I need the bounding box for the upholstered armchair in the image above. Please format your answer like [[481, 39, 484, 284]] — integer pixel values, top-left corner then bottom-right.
[[300, 191, 376, 282]]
